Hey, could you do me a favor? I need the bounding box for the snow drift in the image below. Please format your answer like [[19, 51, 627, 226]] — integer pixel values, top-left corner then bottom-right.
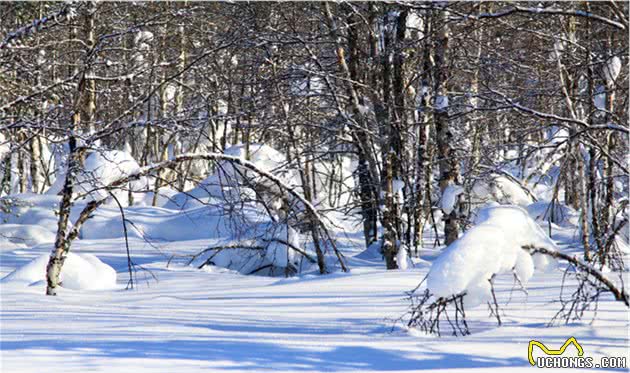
[[1, 252, 117, 290], [427, 203, 557, 308], [0, 224, 55, 246], [0, 194, 70, 235]]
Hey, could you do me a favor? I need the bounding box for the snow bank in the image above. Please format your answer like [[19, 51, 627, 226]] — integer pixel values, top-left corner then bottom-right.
[[0, 224, 55, 246], [1, 252, 117, 290], [427, 203, 557, 308]]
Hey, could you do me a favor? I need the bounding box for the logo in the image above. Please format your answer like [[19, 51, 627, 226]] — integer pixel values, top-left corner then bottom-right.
[[528, 337, 627, 369], [528, 337, 583, 366]]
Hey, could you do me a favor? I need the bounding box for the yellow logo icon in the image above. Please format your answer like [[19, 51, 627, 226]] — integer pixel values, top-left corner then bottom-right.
[[528, 337, 584, 366]]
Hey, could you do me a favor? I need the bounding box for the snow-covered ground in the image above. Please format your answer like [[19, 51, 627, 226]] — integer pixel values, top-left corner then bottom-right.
[[1, 216, 628, 372]]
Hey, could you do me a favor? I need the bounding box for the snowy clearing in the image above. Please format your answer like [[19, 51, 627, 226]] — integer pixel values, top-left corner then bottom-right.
[[1, 2, 628, 372], [1, 216, 628, 372]]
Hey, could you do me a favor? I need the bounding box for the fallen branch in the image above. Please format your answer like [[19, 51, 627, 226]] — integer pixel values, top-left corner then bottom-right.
[[522, 245, 629, 307]]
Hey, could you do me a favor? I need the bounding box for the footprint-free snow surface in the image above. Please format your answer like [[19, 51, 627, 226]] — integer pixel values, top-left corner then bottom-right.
[[1, 223, 628, 372]]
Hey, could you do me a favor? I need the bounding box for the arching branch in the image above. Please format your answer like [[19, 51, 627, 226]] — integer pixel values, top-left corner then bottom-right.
[[75, 152, 348, 274]]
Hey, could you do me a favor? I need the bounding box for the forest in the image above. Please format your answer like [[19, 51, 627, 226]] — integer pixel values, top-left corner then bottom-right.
[[0, 2, 628, 372]]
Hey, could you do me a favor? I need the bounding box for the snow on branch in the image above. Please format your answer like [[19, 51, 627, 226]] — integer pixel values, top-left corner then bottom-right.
[[0, 4, 75, 50], [454, 5, 626, 30]]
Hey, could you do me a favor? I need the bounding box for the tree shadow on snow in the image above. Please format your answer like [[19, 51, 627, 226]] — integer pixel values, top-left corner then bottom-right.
[[1, 337, 528, 371]]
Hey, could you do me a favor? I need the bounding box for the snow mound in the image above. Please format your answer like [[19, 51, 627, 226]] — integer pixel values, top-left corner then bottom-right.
[[76, 150, 143, 205], [0, 224, 55, 246], [471, 176, 534, 207], [218, 143, 293, 183], [164, 143, 297, 210], [1, 253, 117, 290], [136, 187, 179, 208], [526, 201, 579, 227], [427, 203, 557, 308]]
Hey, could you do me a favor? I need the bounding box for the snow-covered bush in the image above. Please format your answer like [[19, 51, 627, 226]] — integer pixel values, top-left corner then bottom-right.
[[189, 224, 310, 276], [408, 203, 561, 335], [427, 203, 557, 308]]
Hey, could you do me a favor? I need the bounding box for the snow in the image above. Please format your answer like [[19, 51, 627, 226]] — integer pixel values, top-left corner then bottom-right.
[[0, 224, 55, 246], [75, 150, 143, 206], [1, 252, 117, 290], [165, 143, 298, 211], [136, 187, 179, 208], [396, 245, 410, 270], [0, 196, 627, 372], [427, 204, 557, 307], [0, 150, 624, 371], [602, 56, 621, 86], [435, 95, 448, 111], [526, 200, 579, 227], [470, 176, 534, 207], [134, 30, 154, 45], [223, 143, 287, 176], [1, 232, 627, 372], [0, 193, 67, 235], [0, 131, 10, 160], [440, 184, 464, 214], [392, 178, 405, 203], [594, 85, 606, 110]]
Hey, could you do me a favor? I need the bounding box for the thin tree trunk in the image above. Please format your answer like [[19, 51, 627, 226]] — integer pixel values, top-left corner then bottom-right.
[[433, 7, 459, 245]]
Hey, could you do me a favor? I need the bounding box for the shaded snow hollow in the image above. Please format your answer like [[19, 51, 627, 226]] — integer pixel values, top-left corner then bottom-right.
[[427, 203, 557, 308]]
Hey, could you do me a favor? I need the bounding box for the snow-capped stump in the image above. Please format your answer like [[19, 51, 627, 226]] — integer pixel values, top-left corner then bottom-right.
[[427, 203, 557, 308], [1, 252, 117, 291], [440, 184, 464, 215]]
